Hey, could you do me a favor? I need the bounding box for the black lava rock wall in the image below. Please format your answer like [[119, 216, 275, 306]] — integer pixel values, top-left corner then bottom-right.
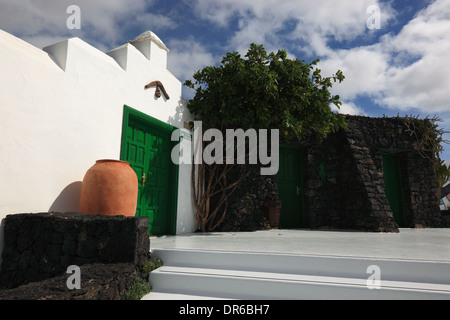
[[216, 165, 278, 232], [303, 115, 442, 232], [218, 116, 443, 233], [0, 212, 149, 290]]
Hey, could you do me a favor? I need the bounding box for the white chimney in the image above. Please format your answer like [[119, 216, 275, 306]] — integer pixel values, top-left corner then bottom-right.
[[128, 31, 169, 69]]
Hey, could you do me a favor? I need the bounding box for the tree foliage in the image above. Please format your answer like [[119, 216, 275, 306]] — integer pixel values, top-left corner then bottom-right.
[[185, 43, 347, 140], [397, 114, 449, 163], [396, 114, 450, 201], [184, 44, 347, 231]]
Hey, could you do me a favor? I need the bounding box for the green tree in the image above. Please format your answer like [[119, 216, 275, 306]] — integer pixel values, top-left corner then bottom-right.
[[185, 44, 347, 232], [186, 43, 346, 139]]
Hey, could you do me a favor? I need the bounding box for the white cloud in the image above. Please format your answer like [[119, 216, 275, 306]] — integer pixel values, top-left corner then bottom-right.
[[167, 38, 217, 100], [312, 0, 450, 114], [318, 45, 390, 100], [0, 0, 175, 49], [375, 0, 450, 112], [379, 46, 450, 112], [332, 101, 366, 116], [167, 37, 216, 98], [191, 0, 395, 55], [131, 12, 178, 32]]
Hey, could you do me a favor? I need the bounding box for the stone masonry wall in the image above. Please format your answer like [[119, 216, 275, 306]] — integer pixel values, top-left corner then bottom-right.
[[0, 212, 149, 290], [0, 262, 142, 300], [216, 165, 277, 232], [209, 116, 443, 233], [303, 128, 396, 231], [303, 115, 442, 232]]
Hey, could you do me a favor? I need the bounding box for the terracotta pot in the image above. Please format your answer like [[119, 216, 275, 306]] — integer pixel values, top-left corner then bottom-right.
[[264, 200, 281, 224], [79, 160, 138, 216]]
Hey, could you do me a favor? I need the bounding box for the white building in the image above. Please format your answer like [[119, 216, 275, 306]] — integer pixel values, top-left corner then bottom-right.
[[0, 29, 197, 260]]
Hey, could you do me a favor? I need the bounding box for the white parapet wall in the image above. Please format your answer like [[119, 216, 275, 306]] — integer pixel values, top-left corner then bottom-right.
[[0, 29, 197, 264]]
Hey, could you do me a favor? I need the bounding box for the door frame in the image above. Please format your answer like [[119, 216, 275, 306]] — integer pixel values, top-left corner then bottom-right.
[[120, 105, 179, 235]]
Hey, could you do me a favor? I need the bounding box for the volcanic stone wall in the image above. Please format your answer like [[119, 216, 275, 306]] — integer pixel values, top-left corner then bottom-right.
[[0, 262, 142, 300], [0, 212, 149, 290], [203, 116, 444, 233], [303, 115, 442, 232], [216, 165, 277, 232]]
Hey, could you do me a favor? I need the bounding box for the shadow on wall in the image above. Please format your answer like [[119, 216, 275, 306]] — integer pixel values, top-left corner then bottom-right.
[[167, 98, 190, 128], [0, 182, 82, 270], [49, 181, 82, 213]]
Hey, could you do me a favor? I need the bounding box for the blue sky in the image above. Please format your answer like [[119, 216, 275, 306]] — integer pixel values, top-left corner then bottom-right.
[[1, 0, 450, 159]]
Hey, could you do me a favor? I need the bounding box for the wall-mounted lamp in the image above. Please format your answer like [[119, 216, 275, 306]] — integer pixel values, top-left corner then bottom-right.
[[144, 80, 170, 100]]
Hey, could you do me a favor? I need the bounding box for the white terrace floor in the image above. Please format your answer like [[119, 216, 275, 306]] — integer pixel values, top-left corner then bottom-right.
[[145, 228, 450, 300], [150, 228, 450, 262]]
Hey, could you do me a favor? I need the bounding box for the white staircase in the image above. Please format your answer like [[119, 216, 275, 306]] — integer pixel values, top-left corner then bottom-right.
[[142, 249, 450, 300]]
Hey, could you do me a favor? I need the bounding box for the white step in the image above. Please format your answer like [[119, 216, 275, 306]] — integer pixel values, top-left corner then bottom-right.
[[150, 249, 450, 285], [147, 265, 450, 300], [141, 292, 231, 300], [143, 249, 450, 300]]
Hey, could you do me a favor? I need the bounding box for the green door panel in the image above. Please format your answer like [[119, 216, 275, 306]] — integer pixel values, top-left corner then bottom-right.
[[278, 146, 304, 228], [121, 106, 178, 235], [383, 153, 406, 227]]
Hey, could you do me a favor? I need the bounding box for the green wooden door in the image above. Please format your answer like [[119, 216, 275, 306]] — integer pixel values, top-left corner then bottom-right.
[[121, 106, 178, 235], [278, 146, 304, 228], [383, 153, 406, 227]]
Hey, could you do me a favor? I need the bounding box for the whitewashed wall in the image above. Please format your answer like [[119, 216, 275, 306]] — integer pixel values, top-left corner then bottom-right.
[[0, 30, 197, 264]]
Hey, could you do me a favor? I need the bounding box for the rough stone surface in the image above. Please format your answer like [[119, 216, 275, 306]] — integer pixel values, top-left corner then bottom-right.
[[0, 263, 142, 300], [302, 115, 442, 232], [0, 212, 149, 290], [441, 211, 450, 227], [216, 116, 444, 233], [217, 165, 276, 232]]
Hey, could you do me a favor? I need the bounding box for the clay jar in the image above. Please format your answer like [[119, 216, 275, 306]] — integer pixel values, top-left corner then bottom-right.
[[263, 200, 281, 226], [79, 160, 138, 217]]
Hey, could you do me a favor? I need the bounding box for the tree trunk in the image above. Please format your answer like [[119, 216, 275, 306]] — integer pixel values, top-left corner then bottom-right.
[[192, 159, 246, 232]]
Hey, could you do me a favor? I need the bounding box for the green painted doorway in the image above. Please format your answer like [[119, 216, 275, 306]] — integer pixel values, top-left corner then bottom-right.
[[382, 153, 406, 227], [121, 106, 179, 235], [278, 146, 305, 228]]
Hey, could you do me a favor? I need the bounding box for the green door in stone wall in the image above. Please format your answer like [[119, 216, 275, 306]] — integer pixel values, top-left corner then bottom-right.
[[121, 106, 178, 235], [278, 146, 305, 228], [383, 153, 406, 227]]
